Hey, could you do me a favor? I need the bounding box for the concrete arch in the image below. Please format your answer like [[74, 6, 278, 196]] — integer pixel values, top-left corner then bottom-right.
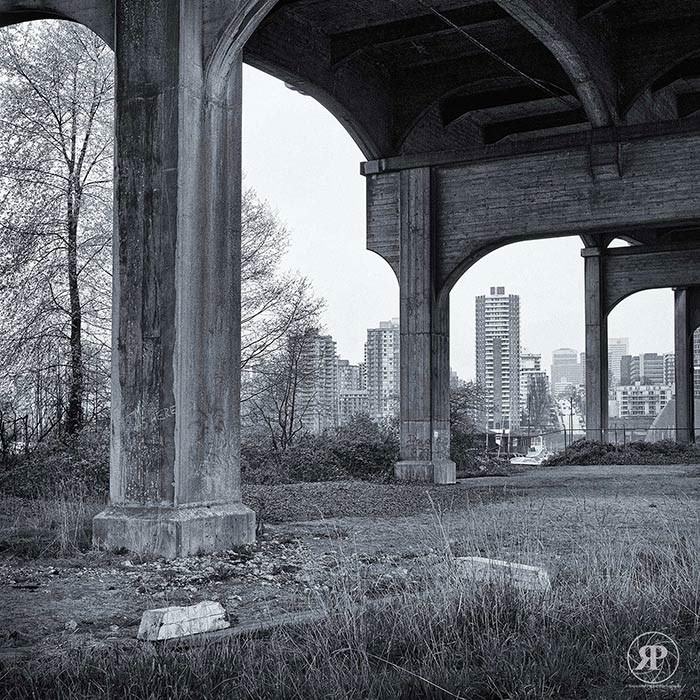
[[494, 0, 617, 126], [205, 0, 382, 160], [0, 1, 114, 48], [205, 0, 278, 100], [437, 232, 580, 307], [603, 245, 700, 314]]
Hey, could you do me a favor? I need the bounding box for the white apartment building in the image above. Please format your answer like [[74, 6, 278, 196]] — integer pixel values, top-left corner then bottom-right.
[[475, 287, 520, 430]]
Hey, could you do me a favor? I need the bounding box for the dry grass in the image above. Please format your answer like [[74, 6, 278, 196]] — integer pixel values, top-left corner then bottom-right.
[[1, 492, 698, 699], [0, 494, 100, 558]]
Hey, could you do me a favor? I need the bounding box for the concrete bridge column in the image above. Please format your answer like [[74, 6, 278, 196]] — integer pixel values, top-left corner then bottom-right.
[[582, 247, 609, 441], [674, 288, 698, 444], [93, 0, 255, 557], [395, 168, 456, 484]]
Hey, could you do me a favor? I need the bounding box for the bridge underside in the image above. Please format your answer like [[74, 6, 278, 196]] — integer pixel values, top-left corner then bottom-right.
[[1, 0, 699, 556]]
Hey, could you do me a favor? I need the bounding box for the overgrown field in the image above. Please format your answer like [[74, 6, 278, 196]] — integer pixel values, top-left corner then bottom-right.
[[1, 464, 698, 699]]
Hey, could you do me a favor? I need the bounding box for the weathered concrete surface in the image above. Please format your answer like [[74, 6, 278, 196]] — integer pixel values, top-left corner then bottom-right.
[[456, 556, 552, 593], [583, 247, 608, 442], [97, 0, 255, 554], [606, 245, 700, 312], [93, 504, 255, 560], [0, 0, 114, 47], [365, 127, 700, 294], [674, 288, 698, 444], [137, 601, 230, 641], [397, 168, 455, 485]]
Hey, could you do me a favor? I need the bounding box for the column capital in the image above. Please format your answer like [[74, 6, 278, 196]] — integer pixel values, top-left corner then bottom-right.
[[581, 246, 604, 258]]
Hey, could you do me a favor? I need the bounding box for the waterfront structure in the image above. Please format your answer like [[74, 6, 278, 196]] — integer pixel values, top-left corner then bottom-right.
[[475, 287, 520, 431]]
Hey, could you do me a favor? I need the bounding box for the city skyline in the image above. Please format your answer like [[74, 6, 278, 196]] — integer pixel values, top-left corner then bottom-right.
[[241, 65, 676, 380]]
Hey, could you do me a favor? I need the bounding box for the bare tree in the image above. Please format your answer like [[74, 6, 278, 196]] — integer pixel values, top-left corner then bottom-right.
[[245, 327, 321, 457], [0, 21, 113, 435], [523, 374, 552, 432], [0, 22, 323, 450], [240, 187, 323, 371]]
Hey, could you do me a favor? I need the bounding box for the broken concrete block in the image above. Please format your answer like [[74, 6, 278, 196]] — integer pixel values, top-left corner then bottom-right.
[[455, 556, 551, 593], [137, 601, 230, 641]]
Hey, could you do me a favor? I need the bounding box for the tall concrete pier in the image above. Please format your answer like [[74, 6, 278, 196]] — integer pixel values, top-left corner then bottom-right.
[[2, 0, 699, 555]]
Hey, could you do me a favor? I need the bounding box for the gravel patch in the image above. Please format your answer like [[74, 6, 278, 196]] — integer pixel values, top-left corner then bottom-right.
[[242, 480, 510, 524]]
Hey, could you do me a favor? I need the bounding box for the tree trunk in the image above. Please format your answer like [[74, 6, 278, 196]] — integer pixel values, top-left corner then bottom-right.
[[65, 177, 83, 435]]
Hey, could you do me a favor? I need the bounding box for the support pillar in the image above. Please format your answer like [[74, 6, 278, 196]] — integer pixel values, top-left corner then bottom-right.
[[395, 168, 456, 484], [674, 288, 698, 444], [582, 247, 609, 442], [93, 1, 255, 558]]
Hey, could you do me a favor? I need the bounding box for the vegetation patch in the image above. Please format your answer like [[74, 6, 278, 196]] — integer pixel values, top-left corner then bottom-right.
[[545, 439, 700, 466]]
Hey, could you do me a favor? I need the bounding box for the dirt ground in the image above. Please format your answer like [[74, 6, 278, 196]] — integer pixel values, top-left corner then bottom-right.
[[0, 463, 697, 660]]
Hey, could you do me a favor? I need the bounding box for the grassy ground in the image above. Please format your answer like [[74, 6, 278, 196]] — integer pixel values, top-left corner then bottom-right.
[[0, 463, 698, 698]]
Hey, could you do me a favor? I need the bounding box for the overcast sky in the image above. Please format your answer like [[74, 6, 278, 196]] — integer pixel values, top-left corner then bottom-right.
[[241, 66, 675, 380]]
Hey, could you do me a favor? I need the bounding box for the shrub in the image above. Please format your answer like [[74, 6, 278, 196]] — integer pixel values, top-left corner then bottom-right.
[[326, 415, 398, 481], [0, 424, 109, 500], [242, 416, 399, 485], [545, 438, 700, 466]]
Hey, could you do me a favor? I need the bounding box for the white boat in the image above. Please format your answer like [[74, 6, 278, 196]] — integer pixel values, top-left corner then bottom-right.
[[510, 444, 551, 466]]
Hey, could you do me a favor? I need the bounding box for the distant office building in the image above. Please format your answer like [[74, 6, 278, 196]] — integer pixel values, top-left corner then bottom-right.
[[621, 353, 665, 386], [365, 319, 400, 421], [450, 369, 465, 389], [615, 382, 672, 418], [297, 332, 339, 433], [337, 359, 368, 424], [519, 351, 548, 415], [663, 353, 676, 387], [475, 287, 520, 430], [338, 359, 363, 393], [338, 390, 369, 424], [608, 337, 630, 387], [551, 348, 582, 397]]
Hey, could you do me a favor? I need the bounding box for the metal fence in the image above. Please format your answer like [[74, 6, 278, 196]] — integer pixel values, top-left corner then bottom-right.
[[477, 427, 695, 457]]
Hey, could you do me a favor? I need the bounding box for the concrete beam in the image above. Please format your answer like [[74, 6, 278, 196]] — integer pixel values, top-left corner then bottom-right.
[[364, 124, 700, 293], [241, 4, 390, 158], [604, 244, 700, 313], [395, 168, 455, 485], [329, 4, 509, 66], [494, 0, 617, 126], [621, 15, 700, 116]]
